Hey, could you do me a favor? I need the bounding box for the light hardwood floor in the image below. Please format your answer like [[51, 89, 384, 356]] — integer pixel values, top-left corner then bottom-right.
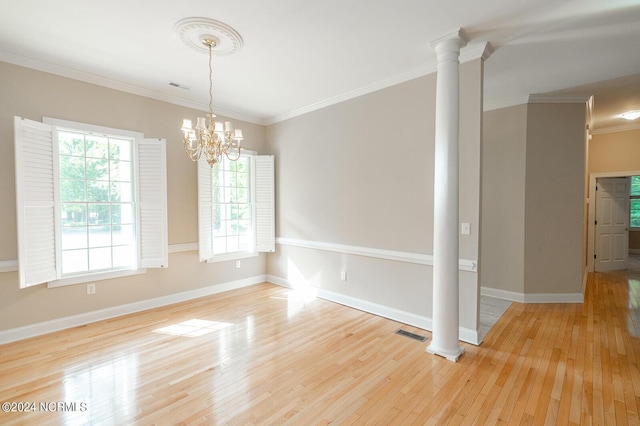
[[1, 272, 639, 425]]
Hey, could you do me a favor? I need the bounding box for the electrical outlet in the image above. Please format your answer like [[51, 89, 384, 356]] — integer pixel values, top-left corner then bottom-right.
[[340, 271, 347, 281], [236, 260, 241, 268], [461, 222, 471, 235], [87, 283, 96, 295]]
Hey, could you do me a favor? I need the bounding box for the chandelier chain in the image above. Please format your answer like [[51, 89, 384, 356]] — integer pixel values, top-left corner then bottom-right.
[[208, 43, 214, 116]]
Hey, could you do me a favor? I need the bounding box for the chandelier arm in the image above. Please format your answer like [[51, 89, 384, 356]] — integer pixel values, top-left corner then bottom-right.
[[224, 143, 241, 161], [183, 136, 202, 161]]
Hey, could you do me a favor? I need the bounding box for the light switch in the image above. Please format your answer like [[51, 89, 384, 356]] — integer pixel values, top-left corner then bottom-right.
[[461, 222, 471, 235]]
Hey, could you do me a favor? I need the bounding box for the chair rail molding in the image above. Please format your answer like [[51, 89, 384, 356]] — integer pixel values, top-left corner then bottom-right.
[[276, 237, 477, 272]]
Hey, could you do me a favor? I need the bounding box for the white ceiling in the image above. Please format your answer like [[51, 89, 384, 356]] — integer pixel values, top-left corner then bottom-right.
[[0, 0, 639, 130]]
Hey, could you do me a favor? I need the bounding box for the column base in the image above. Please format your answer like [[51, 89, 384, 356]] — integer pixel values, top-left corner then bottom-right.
[[426, 344, 465, 362]]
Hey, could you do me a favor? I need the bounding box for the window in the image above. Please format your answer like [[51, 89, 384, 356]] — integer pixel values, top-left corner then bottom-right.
[[58, 131, 136, 274], [198, 152, 274, 262], [631, 176, 640, 228], [14, 117, 168, 288]]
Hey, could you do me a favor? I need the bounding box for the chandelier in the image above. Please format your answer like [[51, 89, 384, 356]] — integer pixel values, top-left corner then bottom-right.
[[181, 38, 243, 167]]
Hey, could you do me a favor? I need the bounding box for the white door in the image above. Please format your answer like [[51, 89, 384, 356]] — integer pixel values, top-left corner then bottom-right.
[[595, 177, 630, 272]]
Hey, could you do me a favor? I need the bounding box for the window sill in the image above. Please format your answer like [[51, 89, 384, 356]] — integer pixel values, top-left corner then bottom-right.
[[47, 268, 147, 288]]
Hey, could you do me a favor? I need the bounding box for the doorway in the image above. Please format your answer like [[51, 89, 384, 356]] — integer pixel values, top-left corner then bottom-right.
[[588, 172, 640, 272], [594, 177, 629, 271]]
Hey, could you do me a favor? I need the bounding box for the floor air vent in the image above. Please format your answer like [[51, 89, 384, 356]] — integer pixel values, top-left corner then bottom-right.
[[395, 329, 428, 342]]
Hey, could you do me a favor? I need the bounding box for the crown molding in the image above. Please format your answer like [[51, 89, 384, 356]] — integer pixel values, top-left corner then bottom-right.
[[483, 94, 593, 113], [1, 42, 500, 128], [528, 94, 592, 104], [591, 122, 640, 135], [429, 28, 469, 49], [0, 52, 266, 125], [460, 41, 494, 63], [265, 61, 439, 125], [483, 96, 530, 112], [266, 41, 494, 126]]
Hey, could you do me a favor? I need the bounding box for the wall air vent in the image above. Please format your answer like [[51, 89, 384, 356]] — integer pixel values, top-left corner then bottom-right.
[[169, 82, 190, 90]]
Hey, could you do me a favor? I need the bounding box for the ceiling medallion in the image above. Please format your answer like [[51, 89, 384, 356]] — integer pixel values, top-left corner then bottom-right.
[[174, 17, 243, 56]]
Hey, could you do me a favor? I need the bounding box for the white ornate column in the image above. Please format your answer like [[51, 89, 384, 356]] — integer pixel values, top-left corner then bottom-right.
[[427, 29, 468, 362]]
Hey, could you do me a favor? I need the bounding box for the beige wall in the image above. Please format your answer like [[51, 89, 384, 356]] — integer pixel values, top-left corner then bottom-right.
[[481, 102, 587, 296], [481, 104, 527, 294], [265, 59, 484, 335], [0, 61, 268, 331], [524, 103, 586, 295], [266, 75, 437, 252], [589, 129, 640, 174]]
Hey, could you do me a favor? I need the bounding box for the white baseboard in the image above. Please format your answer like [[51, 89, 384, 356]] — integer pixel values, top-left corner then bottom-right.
[[267, 274, 480, 345], [481, 286, 583, 303], [0, 275, 266, 345], [481, 287, 525, 302]]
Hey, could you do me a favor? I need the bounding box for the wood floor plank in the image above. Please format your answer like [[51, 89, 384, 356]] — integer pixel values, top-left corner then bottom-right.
[[2, 273, 640, 424]]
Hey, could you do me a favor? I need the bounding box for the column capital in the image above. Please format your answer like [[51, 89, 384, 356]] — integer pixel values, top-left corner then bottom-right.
[[430, 28, 469, 51]]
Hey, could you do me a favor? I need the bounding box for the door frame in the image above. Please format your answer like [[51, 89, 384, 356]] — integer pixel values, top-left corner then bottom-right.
[[587, 170, 640, 272]]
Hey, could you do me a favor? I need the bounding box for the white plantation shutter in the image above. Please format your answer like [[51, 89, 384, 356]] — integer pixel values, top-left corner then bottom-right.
[[198, 153, 275, 261], [197, 156, 214, 261], [255, 155, 275, 252], [137, 138, 168, 268], [14, 117, 58, 288]]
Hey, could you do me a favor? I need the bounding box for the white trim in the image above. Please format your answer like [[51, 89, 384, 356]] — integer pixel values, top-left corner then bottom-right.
[[276, 237, 477, 272], [591, 122, 640, 135], [47, 268, 147, 288], [0, 260, 18, 273], [483, 94, 592, 114], [528, 94, 592, 104], [483, 96, 529, 112], [267, 274, 480, 345], [481, 286, 524, 303], [266, 63, 438, 125], [481, 286, 583, 303], [266, 41, 491, 125], [0, 275, 266, 345], [168, 242, 199, 253]]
